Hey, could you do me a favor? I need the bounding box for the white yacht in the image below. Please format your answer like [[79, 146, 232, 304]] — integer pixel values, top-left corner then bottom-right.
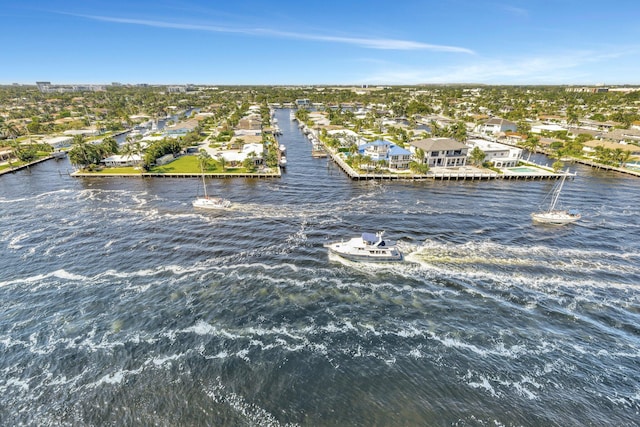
[[324, 231, 403, 262]]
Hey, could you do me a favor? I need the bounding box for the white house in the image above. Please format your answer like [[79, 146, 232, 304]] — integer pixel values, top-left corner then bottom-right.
[[218, 143, 264, 166], [43, 136, 73, 150], [409, 137, 468, 168], [531, 123, 567, 134], [466, 138, 522, 168], [475, 118, 518, 135], [101, 154, 143, 167]]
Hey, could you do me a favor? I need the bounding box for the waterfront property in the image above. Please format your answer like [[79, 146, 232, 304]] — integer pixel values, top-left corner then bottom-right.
[[43, 136, 73, 151], [409, 137, 468, 168], [358, 139, 412, 170], [101, 154, 143, 167], [475, 117, 517, 136], [466, 138, 523, 168]]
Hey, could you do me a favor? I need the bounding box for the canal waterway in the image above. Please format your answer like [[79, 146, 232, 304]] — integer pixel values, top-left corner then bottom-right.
[[1, 110, 639, 426]]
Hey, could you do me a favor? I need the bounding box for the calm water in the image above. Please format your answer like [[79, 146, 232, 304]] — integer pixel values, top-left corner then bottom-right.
[[1, 110, 639, 426]]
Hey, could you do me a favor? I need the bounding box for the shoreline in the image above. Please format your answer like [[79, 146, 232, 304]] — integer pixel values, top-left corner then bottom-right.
[[70, 169, 282, 178]]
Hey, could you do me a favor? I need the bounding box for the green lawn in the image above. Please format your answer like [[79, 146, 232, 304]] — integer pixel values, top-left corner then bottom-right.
[[74, 155, 268, 175], [148, 155, 250, 174]]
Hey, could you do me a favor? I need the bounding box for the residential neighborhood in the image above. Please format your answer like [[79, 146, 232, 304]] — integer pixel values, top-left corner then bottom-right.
[[1, 84, 640, 178]]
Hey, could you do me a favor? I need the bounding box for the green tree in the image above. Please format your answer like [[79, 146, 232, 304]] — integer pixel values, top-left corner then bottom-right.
[[198, 149, 211, 172], [68, 134, 100, 168], [242, 153, 257, 172], [409, 161, 429, 174], [523, 136, 540, 161], [469, 146, 486, 166], [552, 160, 564, 172]]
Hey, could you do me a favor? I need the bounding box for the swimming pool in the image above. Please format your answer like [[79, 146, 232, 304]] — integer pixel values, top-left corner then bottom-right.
[[508, 166, 541, 173]]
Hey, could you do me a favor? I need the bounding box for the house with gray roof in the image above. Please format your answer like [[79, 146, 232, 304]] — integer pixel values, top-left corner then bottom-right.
[[409, 137, 468, 168]]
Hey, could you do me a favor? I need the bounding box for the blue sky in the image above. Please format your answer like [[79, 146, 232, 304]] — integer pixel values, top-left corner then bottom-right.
[[3, 1, 640, 85]]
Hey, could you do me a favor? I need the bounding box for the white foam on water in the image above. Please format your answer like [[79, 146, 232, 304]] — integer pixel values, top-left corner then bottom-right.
[[0, 269, 89, 288], [4, 377, 30, 392], [8, 232, 30, 249], [183, 320, 217, 336], [463, 371, 499, 398], [88, 364, 145, 389], [152, 352, 185, 367], [205, 378, 299, 427], [52, 269, 87, 281], [204, 350, 229, 360]]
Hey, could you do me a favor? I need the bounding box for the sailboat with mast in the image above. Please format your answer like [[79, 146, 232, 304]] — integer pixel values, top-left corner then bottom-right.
[[192, 164, 231, 210], [531, 171, 580, 225]]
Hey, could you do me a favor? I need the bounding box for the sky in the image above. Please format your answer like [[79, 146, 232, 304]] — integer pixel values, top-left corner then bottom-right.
[[2, 0, 640, 86]]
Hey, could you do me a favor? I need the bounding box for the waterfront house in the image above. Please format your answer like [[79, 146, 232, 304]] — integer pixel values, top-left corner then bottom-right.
[[357, 139, 412, 170], [475, 118, 517, 135], [360, 139, 391, 162], [582, 140, 640, 157], [603, 128, 640, 144], [218, 143, 264, 167], [43, 136, 73, 150], [409, 137, 468, 168], [466, 138, 522, 167], [236, 115, 262, 131], [101, 154, 142, 167], [388, 145, 412, 170], [531, 123, 567, 134]]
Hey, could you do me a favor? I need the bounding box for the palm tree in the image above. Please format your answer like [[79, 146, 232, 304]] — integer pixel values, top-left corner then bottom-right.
[[99, 137, 119, 158], [618, 150, 631, 167], [119, 143, 135, 164], [198, 149, 211, 172], [68, 134, 97, 168], [524, 136, 540, 161], [1, 122, 19, 141]]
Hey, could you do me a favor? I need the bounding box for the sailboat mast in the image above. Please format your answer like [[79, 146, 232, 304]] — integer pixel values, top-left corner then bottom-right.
[[200, 163, 208, 198], [549, 172, 567, 212]]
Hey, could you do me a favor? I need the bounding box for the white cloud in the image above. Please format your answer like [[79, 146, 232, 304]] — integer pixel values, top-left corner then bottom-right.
[[360, 48, 639, 84], [73, 13, 474, 53]]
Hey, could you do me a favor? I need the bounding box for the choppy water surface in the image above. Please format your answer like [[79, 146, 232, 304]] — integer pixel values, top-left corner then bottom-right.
[[1, 111, 639, 426]]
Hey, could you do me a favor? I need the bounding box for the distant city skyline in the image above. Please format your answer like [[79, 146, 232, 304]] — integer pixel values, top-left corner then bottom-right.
[[3, 0, 640, 85]]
